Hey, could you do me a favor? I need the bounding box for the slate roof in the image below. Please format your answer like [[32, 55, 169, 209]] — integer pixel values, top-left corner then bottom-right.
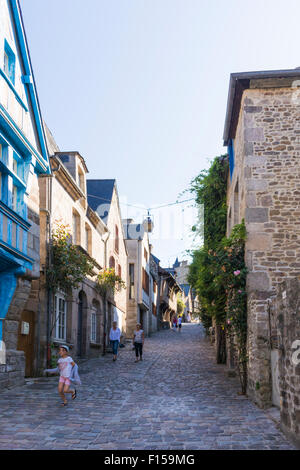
[[87, 180, 116, 224], [180, 284, 191, 297], [151, 254, 160, 265]]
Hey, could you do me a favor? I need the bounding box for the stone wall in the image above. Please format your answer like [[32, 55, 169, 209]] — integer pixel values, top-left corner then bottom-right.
[[227, 84, 300, 407], [1, 278, 32, 390], [272, 278, 300, 448]]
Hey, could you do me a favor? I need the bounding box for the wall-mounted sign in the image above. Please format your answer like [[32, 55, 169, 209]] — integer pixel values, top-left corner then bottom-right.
[[21, 321, 30, 335]]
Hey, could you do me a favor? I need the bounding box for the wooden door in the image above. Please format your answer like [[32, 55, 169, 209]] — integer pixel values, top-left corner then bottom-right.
[[17, 310, 35, 377]]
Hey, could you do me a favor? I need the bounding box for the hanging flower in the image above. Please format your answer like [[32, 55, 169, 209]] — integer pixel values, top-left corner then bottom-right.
[[234, 270, 241, 276]]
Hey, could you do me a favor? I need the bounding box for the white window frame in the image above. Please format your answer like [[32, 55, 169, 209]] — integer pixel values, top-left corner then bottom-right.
[[54, 293, 67, 341], [91, 307, 97, 343]]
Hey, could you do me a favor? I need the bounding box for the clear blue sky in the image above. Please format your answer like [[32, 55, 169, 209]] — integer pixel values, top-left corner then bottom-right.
[[21, 0, 300, 267]]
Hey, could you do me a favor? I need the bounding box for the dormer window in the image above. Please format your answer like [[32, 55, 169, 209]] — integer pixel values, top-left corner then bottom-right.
[[3, 40, 15, 85], [78, 167, 85, 193]]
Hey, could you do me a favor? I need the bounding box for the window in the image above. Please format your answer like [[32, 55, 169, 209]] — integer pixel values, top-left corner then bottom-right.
[[85, 224, 91, 254], [142, 268, 149, 296], [144, 248, 148, 262], [3, 40, 15, 85], [91, 307, 97, 343], [115, 225, 119, 253], [54, 294, 67, 340], [129, 263, 134, 299], [109, 256, 115, 270], [72, 210, 80, 245], [12, 185, 18, 212], [118, 264, 122, 279]]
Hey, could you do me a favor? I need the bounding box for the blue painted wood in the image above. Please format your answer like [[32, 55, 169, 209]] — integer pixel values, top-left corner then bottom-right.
[[0, 69, 28, 111], [228, 139, 235, 181]]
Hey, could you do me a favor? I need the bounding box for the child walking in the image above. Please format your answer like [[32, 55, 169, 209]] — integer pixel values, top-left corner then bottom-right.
[[57, 345, 77, 406]]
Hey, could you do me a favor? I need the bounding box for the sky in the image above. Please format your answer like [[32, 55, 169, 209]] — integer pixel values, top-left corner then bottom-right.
[[20, 0, 300, 267]]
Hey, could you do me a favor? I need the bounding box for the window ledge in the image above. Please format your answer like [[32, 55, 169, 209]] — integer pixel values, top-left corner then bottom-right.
[[90, 342, 101, 349]]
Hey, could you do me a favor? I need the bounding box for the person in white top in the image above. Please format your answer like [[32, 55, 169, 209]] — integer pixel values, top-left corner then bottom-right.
[[109, 321, 121, 361], [178, 316, 182, 332], [57, 345, 76, 406], [133, 323, 144, 362]]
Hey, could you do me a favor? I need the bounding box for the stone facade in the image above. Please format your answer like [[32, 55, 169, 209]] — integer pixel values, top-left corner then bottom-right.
[[38, 150, 110, 369], [225, 70, 300, 408], [123, 220, 152, 338], [272, 278, 300, 448]]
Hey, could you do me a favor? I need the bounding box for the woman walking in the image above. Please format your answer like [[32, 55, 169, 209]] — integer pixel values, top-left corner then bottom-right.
[[133, 323, 144, 362], [109, 321, 121, 361]]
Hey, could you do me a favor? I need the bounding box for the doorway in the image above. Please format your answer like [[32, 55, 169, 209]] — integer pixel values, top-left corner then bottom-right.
[[17, 310, 35, 377]]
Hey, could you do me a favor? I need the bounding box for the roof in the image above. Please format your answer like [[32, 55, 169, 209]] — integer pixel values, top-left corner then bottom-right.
[[180, 284, 191, 297], [173, 257, 180, 268], [165, 268, 175, 276], [123, 222, 145, 240], [223, 68, 300, 146], [87, 180, 116, 224], [151, 254, 160, 265]]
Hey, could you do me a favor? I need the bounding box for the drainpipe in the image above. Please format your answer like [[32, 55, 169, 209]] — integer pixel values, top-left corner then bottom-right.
[[102, 230, 110, 355]]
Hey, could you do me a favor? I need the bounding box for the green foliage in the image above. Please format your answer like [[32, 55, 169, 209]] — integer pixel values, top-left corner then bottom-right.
[[96, 268, 126, 297], [187, 156, 248, 392], [46, 223, 97, 293], [177, 295, 185, 315], [188, 155, 229, 329], [189, 155, 228, 248], [212, 220, 248, 393]]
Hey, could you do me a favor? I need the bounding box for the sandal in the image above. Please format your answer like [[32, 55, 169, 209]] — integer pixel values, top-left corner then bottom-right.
[[72, 389, 77, 400]]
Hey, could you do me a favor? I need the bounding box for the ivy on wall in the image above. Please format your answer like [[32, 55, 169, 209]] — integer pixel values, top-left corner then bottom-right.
[[187, 156, 248, 392]]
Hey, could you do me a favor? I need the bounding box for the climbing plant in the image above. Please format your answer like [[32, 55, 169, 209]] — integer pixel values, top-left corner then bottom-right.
[[187, 155, 229, 363], [210, 220, 248, 393], [95, 268, 126, 296], [177, 294, 186, 315], [46, 223, 97, 293]]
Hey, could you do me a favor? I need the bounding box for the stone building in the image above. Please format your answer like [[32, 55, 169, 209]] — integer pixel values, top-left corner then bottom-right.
[[38, 136, 110, 370], [272, 278, 300, 448], [149, 252, 160, 333], [122, 218, 152, 338], [180, 284, 193, 322], [158, 266, 182, 328], [87, 179, 128, 343], [0, 0, 51, 389], [223, 68, 300, 409]]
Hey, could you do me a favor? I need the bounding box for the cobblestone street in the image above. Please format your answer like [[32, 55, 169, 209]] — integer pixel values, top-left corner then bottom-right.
[[0, 323, 295, 450]]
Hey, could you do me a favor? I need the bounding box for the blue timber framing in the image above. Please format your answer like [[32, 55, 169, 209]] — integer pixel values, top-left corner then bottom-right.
[[0, 0, 50, 341]]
